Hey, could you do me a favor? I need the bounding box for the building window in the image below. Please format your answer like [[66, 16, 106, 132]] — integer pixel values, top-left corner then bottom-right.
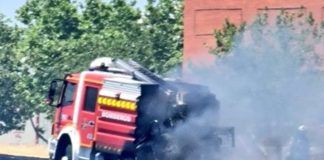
[[83, 87, 99, 112]]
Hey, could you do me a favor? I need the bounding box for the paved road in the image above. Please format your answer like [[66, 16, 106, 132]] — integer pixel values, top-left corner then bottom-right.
[[0, 154, 47, 160]]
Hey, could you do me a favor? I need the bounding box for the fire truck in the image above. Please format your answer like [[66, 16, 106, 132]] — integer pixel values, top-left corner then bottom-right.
[[47, 57, 234, 160]]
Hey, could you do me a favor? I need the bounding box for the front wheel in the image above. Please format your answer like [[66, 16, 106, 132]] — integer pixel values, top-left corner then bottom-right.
[[62, 144, 73, 160], [55, 143, 73, 160]]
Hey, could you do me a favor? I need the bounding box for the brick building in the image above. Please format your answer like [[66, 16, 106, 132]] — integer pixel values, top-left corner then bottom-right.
[[184, 0, 324, 64]]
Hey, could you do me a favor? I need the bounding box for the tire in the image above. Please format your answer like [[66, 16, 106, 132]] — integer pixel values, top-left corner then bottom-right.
[[55, 143, 73, 160], [64, 144, 73, 160]]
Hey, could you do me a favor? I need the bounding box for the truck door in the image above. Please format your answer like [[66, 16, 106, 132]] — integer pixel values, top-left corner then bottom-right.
[[78, 84, 100, 147], [54, 81, 77, 136]]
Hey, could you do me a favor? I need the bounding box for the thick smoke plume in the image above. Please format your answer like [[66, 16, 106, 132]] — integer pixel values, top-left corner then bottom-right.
[[170, 15, 324, 159]]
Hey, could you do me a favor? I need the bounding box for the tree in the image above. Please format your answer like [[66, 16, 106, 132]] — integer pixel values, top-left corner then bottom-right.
[[210, 20, 244, 56], [210, 10, 320, 57], [11, 0, 184, 128], [79, 0, 184, 73], [0, 14, 27, 134], [15, 0, 83, 119], [140, 0, 183, 73]]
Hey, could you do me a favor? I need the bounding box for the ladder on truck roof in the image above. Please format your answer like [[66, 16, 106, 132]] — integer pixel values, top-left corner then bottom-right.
[[114, 59, 169, 88], [90, 57, 177, 94], [113, 59, 176, 93]]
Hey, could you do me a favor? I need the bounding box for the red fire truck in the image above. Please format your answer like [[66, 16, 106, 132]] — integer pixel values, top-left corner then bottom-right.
[[47, 57, 234, 160]]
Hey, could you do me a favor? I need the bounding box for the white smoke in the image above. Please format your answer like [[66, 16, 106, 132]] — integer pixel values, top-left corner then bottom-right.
[[176, 15, 324, 160]]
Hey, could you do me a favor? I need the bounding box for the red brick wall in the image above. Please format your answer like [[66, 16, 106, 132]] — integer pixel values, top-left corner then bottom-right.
[[184, 0, 324, 65]]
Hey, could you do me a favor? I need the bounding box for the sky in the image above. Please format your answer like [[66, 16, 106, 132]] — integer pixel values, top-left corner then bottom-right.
[[0, 0, 27, 22], [0, 0, 147, 24]]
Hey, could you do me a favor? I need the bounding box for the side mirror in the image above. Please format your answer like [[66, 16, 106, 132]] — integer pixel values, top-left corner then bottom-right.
[[46, 79, 64, 107]]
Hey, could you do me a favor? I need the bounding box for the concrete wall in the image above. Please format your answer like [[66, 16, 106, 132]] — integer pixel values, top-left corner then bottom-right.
[[184, 0, 324, 64], [0, 114, 51, 145]]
